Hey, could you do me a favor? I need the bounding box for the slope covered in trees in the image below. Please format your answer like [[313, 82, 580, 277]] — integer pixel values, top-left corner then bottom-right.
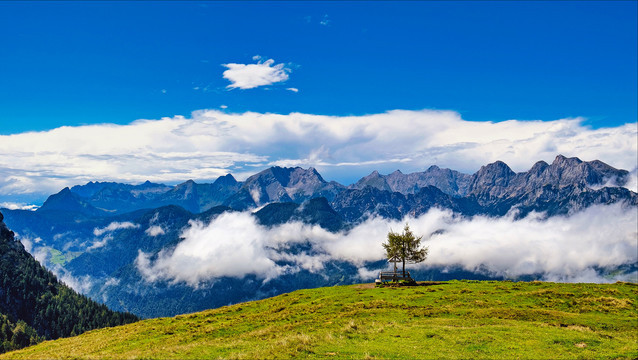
[[0, 211, 138, 353]]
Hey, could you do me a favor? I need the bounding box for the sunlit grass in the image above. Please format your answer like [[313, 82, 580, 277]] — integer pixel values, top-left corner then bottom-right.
[[2, 280, 636, 359], [47, 247, 82, 266]]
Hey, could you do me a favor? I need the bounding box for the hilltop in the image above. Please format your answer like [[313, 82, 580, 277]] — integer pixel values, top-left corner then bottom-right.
[[2, 280, 637, 359]]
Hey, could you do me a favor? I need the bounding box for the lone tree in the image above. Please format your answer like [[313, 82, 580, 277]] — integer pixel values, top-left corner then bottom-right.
[[382, 223, 428, 278]]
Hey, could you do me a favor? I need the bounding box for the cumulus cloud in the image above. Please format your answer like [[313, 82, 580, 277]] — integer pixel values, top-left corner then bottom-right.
[[222, 58, 291, 89], [0, 110, 635, 200], [136, 203, 637, 287], [136, 212, 288, 286]]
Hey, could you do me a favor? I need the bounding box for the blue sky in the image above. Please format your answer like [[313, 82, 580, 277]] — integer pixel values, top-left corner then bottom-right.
[[0, 1, 636, 204], [2, 1, 636, 133]]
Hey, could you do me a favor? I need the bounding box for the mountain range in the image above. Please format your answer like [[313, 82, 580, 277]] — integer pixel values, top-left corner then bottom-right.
[[34, 154, 636, 219], [0, 155, 636, 318]]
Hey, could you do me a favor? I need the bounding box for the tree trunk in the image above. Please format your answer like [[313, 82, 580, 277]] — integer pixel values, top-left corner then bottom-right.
[[402, 258, 405, 278], [402, 239, 406, 277]]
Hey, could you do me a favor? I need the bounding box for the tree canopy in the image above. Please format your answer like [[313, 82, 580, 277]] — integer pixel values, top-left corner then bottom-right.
[[382, 223, 428, 278]]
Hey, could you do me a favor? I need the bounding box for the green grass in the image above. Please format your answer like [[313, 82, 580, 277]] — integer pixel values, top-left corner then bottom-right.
[[2, 280, 636, 359], [47, 247, 82, 266]]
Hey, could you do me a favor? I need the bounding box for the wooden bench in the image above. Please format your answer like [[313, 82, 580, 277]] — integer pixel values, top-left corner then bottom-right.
[[376, 270, 412, 284]]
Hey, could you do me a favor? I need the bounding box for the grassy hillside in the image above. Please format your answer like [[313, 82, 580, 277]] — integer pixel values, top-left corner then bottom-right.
[[2, 280, 636, 359]]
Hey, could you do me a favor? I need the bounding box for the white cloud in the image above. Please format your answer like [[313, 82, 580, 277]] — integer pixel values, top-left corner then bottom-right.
[[417, 205, 637, 282], [55, 267, 95, 294], [136, 212, 287, 286], [145, 225, 165, 237], [222, 58, 291, 89], [104, 277, 120, 287], [88, 221, 140, 250], [0, 202, 38, 211], [88, 235, 113, 250], [624, 168, 638, 193], [286, 87, 299, 93], [93, 222, 140, 236], [0, 110, 635, 201], [136, 203, 637, 287]]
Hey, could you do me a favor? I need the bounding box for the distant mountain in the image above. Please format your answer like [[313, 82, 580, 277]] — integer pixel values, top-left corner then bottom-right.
[[35, 155, 633, 220], [223, 167, 345, 210], [65, 205, 195, 278], [341, 155, 635, 220], [0, 211, 138, 353], [37, 188, 107, 217], [255, 197, 345, 232], [351, 166, 472, 196], [66, 175, 241, 214], [467, 155, 631, 204], [332, 185, 481, 222]]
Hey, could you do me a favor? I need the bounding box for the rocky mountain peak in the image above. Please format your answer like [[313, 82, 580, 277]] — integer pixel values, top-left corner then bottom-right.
[[169, 180, 198, 198], [352, 170, 391, 192], [214, 174, 238, 186], [288, 167, 326, 186], [552, 155, 583, 168], [468, 161, 516, 199], [529, 160, 549, 174], [224, 166, 337, 209], [473, 161, 515, 185]]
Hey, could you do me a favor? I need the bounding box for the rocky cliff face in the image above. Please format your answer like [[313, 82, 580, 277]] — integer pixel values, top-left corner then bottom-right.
[[467, 155, 631, 208], [351, 166, 472, 196], [339, 155, 635, 221], [223, 167, 345, 210]]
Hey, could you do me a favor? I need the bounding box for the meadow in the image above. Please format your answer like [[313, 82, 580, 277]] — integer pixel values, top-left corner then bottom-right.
[[2, 280, 636, 359]]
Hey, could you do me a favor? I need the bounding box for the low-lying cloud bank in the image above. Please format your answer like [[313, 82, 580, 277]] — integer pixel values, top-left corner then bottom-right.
[[0, 109, 636, 200], [136, 203, 638, 286], [0, 202, 39, 211]]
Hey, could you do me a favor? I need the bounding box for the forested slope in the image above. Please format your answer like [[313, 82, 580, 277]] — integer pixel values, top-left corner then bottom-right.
[[0, 211, 138, 353]]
